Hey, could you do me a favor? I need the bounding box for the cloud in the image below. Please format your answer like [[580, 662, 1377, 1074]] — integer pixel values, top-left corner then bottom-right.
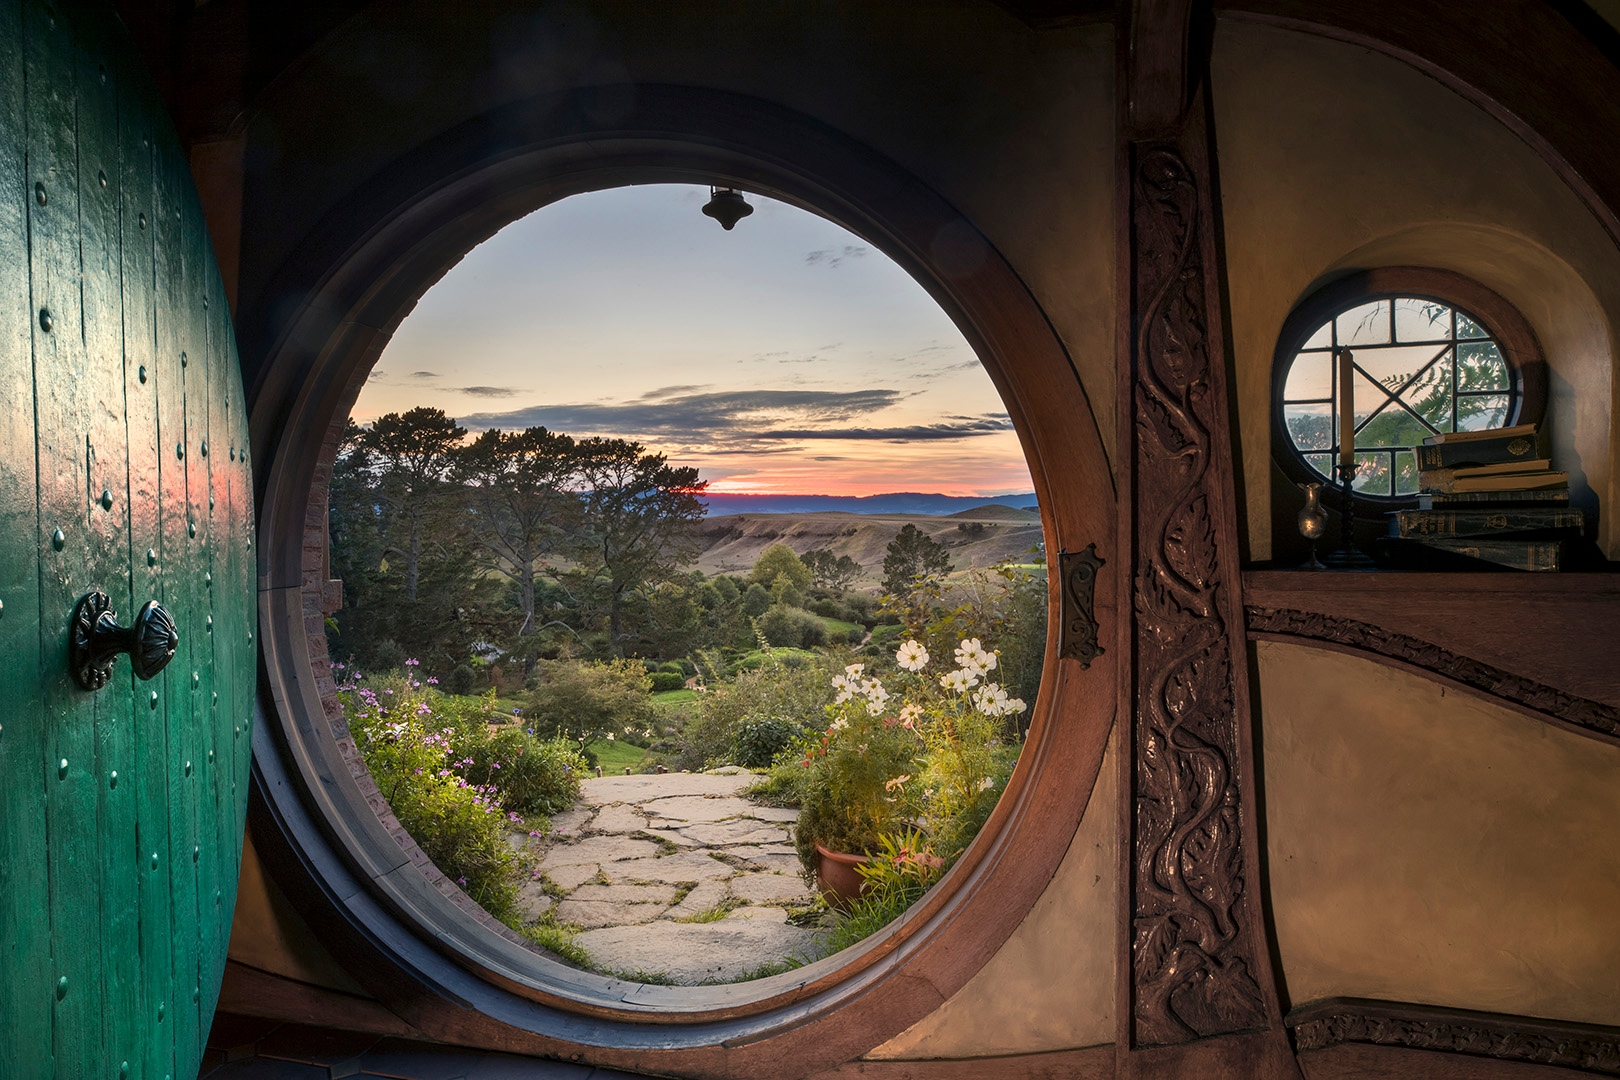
[[812, 455, 848, 461], [410, 370, 441, 379], [805, 246, 868, 269], [368, 369, 387, 381], [757, 414, 1013, 441], [461, 387, 905, 444], [459, 385, 522, 398]]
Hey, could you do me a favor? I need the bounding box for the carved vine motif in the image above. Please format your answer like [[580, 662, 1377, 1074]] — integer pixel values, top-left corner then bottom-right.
[[1245, 607, 1620, 738], [1129, 145, 1268, 1045], [1059, 544, 1105, 668], [1292, 1008, 1620, 1075]]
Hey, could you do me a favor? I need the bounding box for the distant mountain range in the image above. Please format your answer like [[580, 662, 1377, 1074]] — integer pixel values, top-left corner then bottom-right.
[[698, 492, 1039, 517]]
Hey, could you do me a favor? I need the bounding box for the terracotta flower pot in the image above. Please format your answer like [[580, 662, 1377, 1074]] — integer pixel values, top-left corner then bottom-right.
[[814, 843, 871, 907]]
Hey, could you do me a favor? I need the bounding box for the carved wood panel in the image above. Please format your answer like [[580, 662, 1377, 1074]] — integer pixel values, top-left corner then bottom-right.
[[1124, 127, 1271, 1047]]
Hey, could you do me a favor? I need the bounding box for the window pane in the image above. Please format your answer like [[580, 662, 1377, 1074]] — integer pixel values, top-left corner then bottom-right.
[[1304, 452, 1334, 481], [1285, 403, 1333, 450], [1301, 320, 1332, 349], [1284, 352, 1331, 400], [1351, 369, 1390, 427], [1336, 301, 1390, 346], [1456, 340, 1509, 390], [1353, 343, 1447, 395], [1357, 404, 1430, 448], [1393, 449, 1420, 495], [1456, 310, 1490, 339], [1397, 350, 1453, 430], [1352, 451, 1392, 495], [1456, 394, 1509, 431], [1393, 297, 1450, 342]]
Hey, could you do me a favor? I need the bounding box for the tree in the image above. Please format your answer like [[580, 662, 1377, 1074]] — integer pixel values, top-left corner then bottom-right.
[[804, 547, 862, 590], [359, 407, 467, 602], [748, 543, 813, 593], [571, 437, 709, 652], [881, 523, 953, 596], [454, 426, 581, 640]]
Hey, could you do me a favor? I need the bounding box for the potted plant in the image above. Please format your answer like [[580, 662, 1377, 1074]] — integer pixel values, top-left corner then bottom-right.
[[793, 639, 1026, 905]]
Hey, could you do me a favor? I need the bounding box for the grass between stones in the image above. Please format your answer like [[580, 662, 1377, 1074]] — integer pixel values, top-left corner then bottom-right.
[[674, 897, 746, 924], [631, 830, 680, 855]]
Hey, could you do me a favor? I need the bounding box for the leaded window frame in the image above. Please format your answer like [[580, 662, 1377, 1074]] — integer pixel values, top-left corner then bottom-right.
[[1271, 268, 1548, 511]]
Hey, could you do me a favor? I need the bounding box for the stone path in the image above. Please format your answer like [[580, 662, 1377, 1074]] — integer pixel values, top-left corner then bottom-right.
[[509, 769, 826, 984]]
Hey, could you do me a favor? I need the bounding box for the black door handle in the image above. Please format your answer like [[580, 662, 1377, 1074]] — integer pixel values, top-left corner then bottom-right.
[[70, 590, 180, 690]]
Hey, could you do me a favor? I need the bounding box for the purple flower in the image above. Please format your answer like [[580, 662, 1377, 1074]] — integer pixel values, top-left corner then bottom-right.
[[406, 658, 420, 667], [457, 876, 467, 885], [427, 676, 439, 685]]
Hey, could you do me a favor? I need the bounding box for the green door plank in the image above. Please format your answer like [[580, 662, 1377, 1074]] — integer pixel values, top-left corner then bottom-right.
[[151, 116, 201, 1071], [116, 47, 174, 1080], [24, 1, 109, 1072], [0, 0, 52, 1074], [74, 8, 141, 1074], [181, 191, 222, 1061]]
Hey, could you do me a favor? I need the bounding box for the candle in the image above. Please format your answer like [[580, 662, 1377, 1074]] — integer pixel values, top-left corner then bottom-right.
[[1338, 347, 1355, 471]]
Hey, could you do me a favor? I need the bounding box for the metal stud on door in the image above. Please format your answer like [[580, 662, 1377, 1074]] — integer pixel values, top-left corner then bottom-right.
[[0, 2, 256, 1076]]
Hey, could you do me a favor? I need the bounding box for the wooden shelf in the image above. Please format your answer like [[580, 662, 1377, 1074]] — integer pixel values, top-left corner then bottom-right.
[[1242, 570, 1620, 708]]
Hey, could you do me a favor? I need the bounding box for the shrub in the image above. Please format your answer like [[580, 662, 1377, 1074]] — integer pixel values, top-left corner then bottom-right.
[[649, 671, 687, 692], [524, 658, 659, 749], [462, 727, 586, 816], [674, 656, 834, 770], [732, 715, 798, 769], [447, 664, 478, 696], [758, 603, 826, 649], [342, 674, 523, 921], [740, 582, 772, 618]]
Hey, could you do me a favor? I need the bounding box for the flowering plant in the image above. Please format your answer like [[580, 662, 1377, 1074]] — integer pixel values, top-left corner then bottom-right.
[[793, 638, 1026, 881]]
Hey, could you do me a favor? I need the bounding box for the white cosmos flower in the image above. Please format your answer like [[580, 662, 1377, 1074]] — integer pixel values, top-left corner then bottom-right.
[[940, 668, 978, 692], [865, 683, 890, 712], [898, 703, 922, 729], [844, 662, 865, 677], [895, 639, 929, 672], [975, 776, 995, 793], [954, 638, 982, 668]]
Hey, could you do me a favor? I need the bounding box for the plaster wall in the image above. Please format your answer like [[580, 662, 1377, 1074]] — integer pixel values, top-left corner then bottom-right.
[[866, 727, 1118, 1060], [237, 0, 1118, 466], [1257, 641, 1620, 1025], [1212, 20, 1620, 560]]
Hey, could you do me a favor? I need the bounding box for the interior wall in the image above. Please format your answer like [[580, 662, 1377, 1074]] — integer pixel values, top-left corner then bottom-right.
[[866, 727, 1117, 1060], [237, 0, 1118, 466], [1257, 641, 1620, 1025], [1212, 19, 1620, 560]]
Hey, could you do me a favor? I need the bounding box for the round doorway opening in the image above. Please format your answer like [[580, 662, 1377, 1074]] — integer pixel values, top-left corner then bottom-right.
[[323, 184, 1048, 987]]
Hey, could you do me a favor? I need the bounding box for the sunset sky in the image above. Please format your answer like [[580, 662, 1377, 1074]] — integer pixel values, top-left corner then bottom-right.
[[358, 184, 1033, 497]]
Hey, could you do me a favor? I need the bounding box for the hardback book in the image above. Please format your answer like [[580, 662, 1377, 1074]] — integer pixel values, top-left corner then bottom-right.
[[1421, 423, 1537, 446], [1416, 488, 1571, 509], [1418, 461, 1565, 494], [1389, 508, 1585, 538], [1401, 536, 1564, 572], [1415, 430, 1543, 469]]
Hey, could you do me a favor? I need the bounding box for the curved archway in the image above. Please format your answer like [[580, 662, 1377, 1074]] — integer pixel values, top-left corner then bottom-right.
[[245, 84, 1117, 1075]]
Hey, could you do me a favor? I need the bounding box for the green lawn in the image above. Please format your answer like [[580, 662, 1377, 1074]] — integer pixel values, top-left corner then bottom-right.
[[587, 738, 650, 774], [652, 688, 699, 705], [816, 615, 866, 640]]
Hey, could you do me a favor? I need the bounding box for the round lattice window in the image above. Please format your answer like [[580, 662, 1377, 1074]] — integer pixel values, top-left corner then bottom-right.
[[1272, 270, 1546, 501]]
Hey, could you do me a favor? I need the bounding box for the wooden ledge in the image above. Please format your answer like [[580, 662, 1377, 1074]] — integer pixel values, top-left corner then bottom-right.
[[1242, 570, 1620, 732]]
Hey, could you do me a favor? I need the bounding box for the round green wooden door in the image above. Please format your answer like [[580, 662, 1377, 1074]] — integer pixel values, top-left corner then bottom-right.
[[0, 1, 255, 1077]]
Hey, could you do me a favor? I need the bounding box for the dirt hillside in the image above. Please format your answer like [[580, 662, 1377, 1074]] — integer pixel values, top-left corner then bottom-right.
[[691, 507, 1043, 586]]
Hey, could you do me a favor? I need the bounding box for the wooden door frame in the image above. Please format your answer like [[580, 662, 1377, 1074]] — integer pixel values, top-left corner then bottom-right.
[[242, 83, 1119, 1077]]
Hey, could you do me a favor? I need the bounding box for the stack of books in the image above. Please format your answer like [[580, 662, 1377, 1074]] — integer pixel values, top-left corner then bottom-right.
[[1387, 424, 1582, 571]]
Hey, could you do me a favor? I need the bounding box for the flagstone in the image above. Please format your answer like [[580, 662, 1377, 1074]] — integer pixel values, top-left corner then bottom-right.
[[574, 920, 822, 984], [639, 795, 757, 823], [730, 873, 815, 905], [538, 834, 660, 868]]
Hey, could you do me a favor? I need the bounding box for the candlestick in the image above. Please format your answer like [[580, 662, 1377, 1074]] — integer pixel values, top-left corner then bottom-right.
[[1338, 346, 1355, 469]]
